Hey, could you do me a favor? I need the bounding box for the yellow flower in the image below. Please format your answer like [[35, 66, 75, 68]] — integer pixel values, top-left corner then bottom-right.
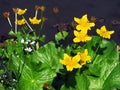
[[17, 8, 27, 15], [74, 14, 95, 32], [77, 49, 91, 65], [40, 6, 45, 11], [96, 25, 114, 39], [73, 30, 92, 43], [60, 54, 81, 71], [29, 17, 41, 24], [15, 19, 25, 25]]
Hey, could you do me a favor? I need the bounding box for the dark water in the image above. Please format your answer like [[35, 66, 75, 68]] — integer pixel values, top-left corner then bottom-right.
[[0, 0, 120, 44]]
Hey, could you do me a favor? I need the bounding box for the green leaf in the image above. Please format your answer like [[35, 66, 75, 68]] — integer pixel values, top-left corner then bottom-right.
[[38, 35, 46, 42], [16, 42, 64, 89], [18, 63, 56, 90], [55, 31, 68, 42], [60, 84, 76, 90], [103, 63, 120, 89], [0, 83, 5, 90], [83, 36, 120, 90], [7, 55, 24, 77], [83, 36, 102, 57], [75, 74, 90, 90], [8, 30, 15, 36], [0, 70, 5, 75], [31, 42, 64, 72]]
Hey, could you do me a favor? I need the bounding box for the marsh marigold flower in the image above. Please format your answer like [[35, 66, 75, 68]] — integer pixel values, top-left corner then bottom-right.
[[60, 54, 81, 71], [29, 17, 41, 24], [74, 14, 95, 32], [96, 25, 114, 39], [17, 8, 27, 15], [73, 30, 92, 43], [15, 19, 25, 25], [77, 49, 91, 65]]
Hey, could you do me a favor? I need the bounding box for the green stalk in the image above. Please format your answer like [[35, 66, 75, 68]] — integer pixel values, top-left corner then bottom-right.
[[36, 10, 45, 49], [22, 16, 34, 32], [15, 13, 17, 33], [92, 38, 103, 61], [38, 10, 44, 37]]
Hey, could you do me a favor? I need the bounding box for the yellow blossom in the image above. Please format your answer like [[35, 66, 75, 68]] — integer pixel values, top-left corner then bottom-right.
[[15, 19, 25, 25], [29, 17, 41, 24], [73, 30, 92, 43], [40, 6, 45, 11], [74, 14, 95, 32], [17, 8, 27, 15], [60, 54, 81, 71], [77, 49, 91, 65], [96, 25, 114, 39]]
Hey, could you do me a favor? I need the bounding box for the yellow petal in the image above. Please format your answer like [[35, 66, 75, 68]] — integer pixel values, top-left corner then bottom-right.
[[76, 25, 82, 30], [17, 8, 27, 15], [72, 54, 81, 62], [66, 66, 73, 71], [81, 14, 88, 22], [15, 19, 25, 25], [74, 17, 80, 24], [101, 25, 106, 31], [73, 30, 79, 36], [73, 38, 80, 43], [29, 17, 41, 24]]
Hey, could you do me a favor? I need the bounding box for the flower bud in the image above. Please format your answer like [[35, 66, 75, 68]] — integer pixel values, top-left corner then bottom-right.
[[53, 7, 59, 14], [35, 5, 41, 11], [40, 6, 45, 11], [12, 8, 18, 13], [3, 12, 10, 18]]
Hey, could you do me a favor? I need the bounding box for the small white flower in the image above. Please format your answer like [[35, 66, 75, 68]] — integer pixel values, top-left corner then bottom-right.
[[12, 88, 16, 90], [24, 47, 32, 52], [24, 41, 29, 44], [13, 79, 17, 82], [2, 75, 7, 78], [27, 39, 31, 42], [30, 41, 35, 45], [21, 39, 24, 43], [24, 39, 31, 44]]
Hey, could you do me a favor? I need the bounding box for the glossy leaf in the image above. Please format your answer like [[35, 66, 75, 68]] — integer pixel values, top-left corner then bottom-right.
[[55, 31, 68, 42], [84, 36, 120, 90]]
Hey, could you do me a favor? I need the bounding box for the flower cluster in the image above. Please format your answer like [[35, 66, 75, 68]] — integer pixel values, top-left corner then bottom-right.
[[73, 14, 95, 43], [21, 39, 36, 52], [60, 14, 115, 72], [60, 49, 91, 71], [73, 14, 114, 43], [14, 8, 41, 25], [3, 6, 46, 34], [1, 6, 119, 90]]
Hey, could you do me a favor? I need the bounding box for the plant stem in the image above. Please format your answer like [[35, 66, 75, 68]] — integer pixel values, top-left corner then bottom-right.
[[35, 10, 38, 17], [15, 13, 17, 33], [7, 17, 12, 27], [38, 11, 44, 37], [22, 16, 34, 32]]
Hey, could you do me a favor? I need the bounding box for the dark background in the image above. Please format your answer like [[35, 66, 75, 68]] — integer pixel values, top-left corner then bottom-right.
[[0, 0, 120, 44]]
